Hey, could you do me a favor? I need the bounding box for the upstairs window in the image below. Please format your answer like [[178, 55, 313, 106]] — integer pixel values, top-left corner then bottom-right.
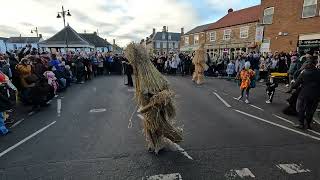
[[156, 42, 160, 48], [168, 34, 172, 40], [263, 7, 274, 24], [185, 36, 189, 45], [223, 29, 231, 40], [194, 34, 199, 44], [210, 31, 216, 41], [162, 42, 167, 48], [240, 26, 249, 38], [302, 0, 317, 18], [162, 33, 165, 40]]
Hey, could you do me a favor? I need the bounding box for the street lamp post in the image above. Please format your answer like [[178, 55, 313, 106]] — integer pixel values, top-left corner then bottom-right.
[[31, 27, 39, 51], [57, 6, 71, 52]]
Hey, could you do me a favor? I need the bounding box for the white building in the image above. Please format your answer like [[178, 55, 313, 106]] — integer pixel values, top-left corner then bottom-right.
[[0, 37, 8, 53], [6, 36, 43, 51]]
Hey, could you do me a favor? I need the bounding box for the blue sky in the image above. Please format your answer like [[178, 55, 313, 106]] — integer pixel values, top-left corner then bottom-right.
[[0, 0, 261, 46]]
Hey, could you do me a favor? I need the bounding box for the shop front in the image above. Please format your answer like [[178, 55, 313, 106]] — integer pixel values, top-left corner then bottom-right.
[[298, 33, 320, 54]]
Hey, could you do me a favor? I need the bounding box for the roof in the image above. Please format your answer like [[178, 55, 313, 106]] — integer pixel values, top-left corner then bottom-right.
[[0, 37, 8, 42], [207, 5, 261, 30], [79, 33, 111, 47], [39, 25, 94, 48], [153, 32, 181, 41], [7, 37, 41, 43], [185, 23, 213, 35]]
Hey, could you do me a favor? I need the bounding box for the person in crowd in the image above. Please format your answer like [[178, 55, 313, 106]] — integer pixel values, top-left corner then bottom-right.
[[75, 57, 85, 84], [170, 55, 178, 75], [16, 58, 34, 104], [51, 66, 66, 91], [0, 72, 12, 136], [235, 55, 245, 76], [251, 52, 260, 80], [226, 60, 235, 80], [123, 57, 133, 87], [64, 65, 72, 87], [97, 54, 104, 75], [287, 56, 298, 88], [278, 53, 288, 73], [265, 76, 278, 104], [270, 55, 278, 72], [0, 55, 12, 79], [237, 61, 255, 104], [33, 57, 47, 78], [259, 54, 268, 82], [49, 54, 61, 71], [291, 57, 320, 130], [91, 54, 98, 77]]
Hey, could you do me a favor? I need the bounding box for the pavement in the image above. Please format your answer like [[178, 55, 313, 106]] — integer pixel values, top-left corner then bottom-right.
[[0, 75, 320, 180]]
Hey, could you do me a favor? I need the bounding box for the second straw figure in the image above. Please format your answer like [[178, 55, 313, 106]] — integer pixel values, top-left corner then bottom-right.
[[192, 44, 207, 85], [125, 43, 183, 154]]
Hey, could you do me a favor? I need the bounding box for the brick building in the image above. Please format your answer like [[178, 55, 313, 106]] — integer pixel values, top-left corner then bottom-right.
[[180, 23, 212, 52], [261, 0, 320, 53], [205, 5, 261, 60]]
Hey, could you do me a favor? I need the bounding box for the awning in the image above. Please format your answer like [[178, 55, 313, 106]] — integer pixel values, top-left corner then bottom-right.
[[299, 33, 320, 40]]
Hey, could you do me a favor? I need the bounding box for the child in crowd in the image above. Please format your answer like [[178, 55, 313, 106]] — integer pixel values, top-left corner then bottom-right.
[[265, 76, 278, 104], [226, 61, 235, 80]]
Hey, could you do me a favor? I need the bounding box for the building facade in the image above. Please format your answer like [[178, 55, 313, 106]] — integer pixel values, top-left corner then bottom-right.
[[180, 24, 211, 52], [0, 37, 8, 53], [79, 32, 112, 52], [6, 36, 43, 51], [261, 0, 320, 53], [205, 6, 261, 60], [145, 26, 181, 55]]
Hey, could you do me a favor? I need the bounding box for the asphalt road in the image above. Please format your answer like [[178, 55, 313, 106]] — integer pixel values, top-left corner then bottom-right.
[[0, 75, 320, 180]]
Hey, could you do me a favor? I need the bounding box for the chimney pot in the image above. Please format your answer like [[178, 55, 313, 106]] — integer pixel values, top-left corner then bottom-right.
[[181, 28, 184, 35], [113, 39, 116, 45], [228, 8, 233, 13], [153, 28, 156, 35], [94, 32, 97, 35], [163, 26, 167, 32], [38, 34, 42, 38]]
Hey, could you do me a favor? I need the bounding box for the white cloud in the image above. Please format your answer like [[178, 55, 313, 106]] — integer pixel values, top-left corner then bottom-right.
[[0, 0, 199, 47]]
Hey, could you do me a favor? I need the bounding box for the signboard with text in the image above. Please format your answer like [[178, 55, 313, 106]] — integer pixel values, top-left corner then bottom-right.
[[255, 26, 264, 44]]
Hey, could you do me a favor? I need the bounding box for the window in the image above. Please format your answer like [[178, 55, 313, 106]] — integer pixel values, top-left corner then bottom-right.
[[185, 36, 189, 45], [162, 33, 165, 40], [240, 26, 249, 38], [168, 34, 171, 40], [210, 31, 216, 41], [302, 0, 317, 18], [169, 42, 173, 48], [13, 44, 17, 49], [156, 42, 160, 48], [263, 7, 274, 24], [163, 42, 167, 48], [223, 29, 231, 40], [194, 34, 199, 44]]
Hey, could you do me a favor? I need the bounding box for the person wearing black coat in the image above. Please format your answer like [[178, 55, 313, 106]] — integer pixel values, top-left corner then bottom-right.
[[123, 57, 133, 87], [291, 59, 320, 129]]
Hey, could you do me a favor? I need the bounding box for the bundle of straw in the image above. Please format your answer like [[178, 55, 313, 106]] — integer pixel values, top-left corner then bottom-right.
[[125, 43, 182, 153], [192, 44, 206, 84]]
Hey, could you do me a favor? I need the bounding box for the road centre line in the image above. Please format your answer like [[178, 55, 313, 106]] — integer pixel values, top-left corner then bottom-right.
[[276, 164, 310, 174], [234, 109, 320, 141], [143, 173, 182, 180], [10, 118, 25, 128], [213, 92, 231, 108], [0, 121, 56, 158]]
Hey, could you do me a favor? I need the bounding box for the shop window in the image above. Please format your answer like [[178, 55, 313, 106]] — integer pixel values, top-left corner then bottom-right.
[[194, 34, 199, 44], [240, 26, 249, 38], [263, 7, 274, 24], [210, 31, 216, 41], [302, 0, 317, 18], [223, 29, 231, 40], [163, 42, 167, 48], [185, 36, 189, 45]]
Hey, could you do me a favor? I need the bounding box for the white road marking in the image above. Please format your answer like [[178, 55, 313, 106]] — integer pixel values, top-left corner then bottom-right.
[[128, 88, 135, 92], [276, 164, 310, 174], [234, 109, 320, 141], [235, 168, 255, 178], [54, 95, 58, 98], [89, 108, 107, 113], [273, 114, 295, 125], [10, 118, 25, 128], [0, 121, 56, 158], [213, 92, 231, 108], [222, 92, 229, 96], [249, 104, 264, 111], [212, 89, 218, 92], [57, 99, 62, 117], [143, 173, 182, 180], [307, 129, 320, 136], [313, 119, 320, 125], [225, 168, 255, 179], [28, 111, 35, 116], [164, 138, 193, 160]]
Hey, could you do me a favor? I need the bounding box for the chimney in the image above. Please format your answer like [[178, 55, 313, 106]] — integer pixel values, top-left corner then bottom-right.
[[181, 28, 184, 36], [113, 39, 116, 45], [162, 26, 167, 32], [152, 28, 156, 35], [228, 8, 233, 13], [93, 31, 97, 35], [38, 34, 42, 38]]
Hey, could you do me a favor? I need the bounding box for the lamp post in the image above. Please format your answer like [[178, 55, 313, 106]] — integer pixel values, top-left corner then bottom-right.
[[57, 6, 71, 52], [31, 27, 39, 51], [31, 27, 39, 37], [56, 6, 71, 28]]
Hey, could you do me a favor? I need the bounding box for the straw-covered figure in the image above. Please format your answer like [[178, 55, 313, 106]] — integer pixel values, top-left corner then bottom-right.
[[125, 43, 183, 154], [192, 44, 207, 85]]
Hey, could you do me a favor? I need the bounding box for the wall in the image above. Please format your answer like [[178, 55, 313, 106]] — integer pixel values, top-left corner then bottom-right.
[[0, 40, 6, 53], [261, 0, 320, 52], [205, 22, 258, 49], [6, 43, 38, 51]]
